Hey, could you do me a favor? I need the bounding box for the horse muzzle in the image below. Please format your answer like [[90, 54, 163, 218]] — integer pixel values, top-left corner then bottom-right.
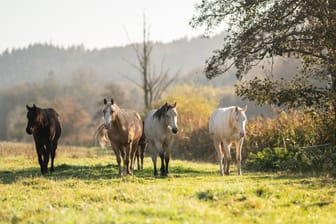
[[103, 123, 110, 129], [26, 127, 33, 135], [172, 127, 178, 134]]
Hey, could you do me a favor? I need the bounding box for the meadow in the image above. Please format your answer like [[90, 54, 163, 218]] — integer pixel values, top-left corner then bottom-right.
[[0, 141, 335, 224]]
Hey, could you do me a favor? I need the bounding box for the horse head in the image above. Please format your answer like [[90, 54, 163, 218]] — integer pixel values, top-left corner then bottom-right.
[[164, 102, 178, 134], [233, 105, 247, 138], [26, 104, 44, 135], [103, 98, 120, 129]]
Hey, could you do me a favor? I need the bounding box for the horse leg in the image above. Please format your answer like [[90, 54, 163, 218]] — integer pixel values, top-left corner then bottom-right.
[[43, 143, 51, 174], [164, 151, 170, 176], [222, 141, 231, 175], [140, 142, 145, 170], [50, 142, 57, 173], [35, 142, 44, 174], [130, 142, 138, 175], [226, 142, 232, 175], [213, 139, 224, 176], [152, 155, 158, 176], [135, 149, 140, 171], [123, 145, 131, 175], [112, 144, 122, 176], [151, 141, 161, 177], [159, 152, 166, 176], [150, 145, 158, 177], [236, 139, 244, 175]]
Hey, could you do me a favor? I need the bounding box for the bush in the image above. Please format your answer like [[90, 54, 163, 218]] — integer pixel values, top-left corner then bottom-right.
[[243, 109, 336, 175], [245, 147, 296, 172], [245, 146, 336, 176], [295, 145, 336, 176], [244, 110, 336, 160]]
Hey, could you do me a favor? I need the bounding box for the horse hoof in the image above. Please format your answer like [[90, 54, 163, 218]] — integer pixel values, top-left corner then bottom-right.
[[160, 172, 168, 177]]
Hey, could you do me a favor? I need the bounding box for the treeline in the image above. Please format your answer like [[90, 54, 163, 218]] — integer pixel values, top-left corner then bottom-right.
[[0, 33, 227, 88], [0, 69, 143, 145]]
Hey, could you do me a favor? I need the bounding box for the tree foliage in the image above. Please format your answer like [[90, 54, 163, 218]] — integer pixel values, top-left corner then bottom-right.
[[190, 0, 336, 111]]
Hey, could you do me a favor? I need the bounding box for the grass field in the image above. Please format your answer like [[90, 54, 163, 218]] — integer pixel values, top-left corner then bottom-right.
[[0, 141, 336, 223]]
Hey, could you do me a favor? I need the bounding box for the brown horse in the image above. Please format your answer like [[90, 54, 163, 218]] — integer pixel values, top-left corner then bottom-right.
[[25, 104, 61, 174], [96, 98, 143, 175], [95, 122, 146, 171]]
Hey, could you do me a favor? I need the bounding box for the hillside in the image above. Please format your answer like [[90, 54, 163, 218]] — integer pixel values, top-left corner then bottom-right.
[[0, 33, 231, 88]]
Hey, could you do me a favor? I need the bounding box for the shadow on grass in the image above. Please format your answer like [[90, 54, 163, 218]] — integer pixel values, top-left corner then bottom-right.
[[0, 162, 217, 184], [0, 163, 126, 184]]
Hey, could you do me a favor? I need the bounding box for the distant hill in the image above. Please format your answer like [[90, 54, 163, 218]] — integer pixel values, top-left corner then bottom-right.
[[0, 33, 237, 88]]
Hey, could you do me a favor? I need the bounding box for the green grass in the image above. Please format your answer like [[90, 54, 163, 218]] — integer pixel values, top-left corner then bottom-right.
[[0, 142, 336, 223]]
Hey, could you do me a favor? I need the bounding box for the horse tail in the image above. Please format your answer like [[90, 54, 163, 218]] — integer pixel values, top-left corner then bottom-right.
[[94, 123, 110, 149]]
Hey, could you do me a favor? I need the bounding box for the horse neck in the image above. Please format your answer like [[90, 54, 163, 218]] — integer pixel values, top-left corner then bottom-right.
[[111, 110, 126, 130], [37, 109, 49, 128], [156, 116, 170, 132], [229, 108, 240, 131]]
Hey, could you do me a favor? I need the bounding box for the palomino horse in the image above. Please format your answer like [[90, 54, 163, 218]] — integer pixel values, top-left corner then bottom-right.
[[209, 105, 247, 176], [25, 104, 61, 174], [144, 102, 178, 176], [95, 121, 146, 171], [96, 98, 143, 175]]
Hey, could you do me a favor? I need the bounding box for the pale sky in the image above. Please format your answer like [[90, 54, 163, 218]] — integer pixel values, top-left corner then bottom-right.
[[0, 0, 205, 53]]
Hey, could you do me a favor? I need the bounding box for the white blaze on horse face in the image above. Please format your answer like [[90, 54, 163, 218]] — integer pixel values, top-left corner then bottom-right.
[[167, 107, 178, 134], [236, 109, 247, 138], [103, 104, 112, 129]]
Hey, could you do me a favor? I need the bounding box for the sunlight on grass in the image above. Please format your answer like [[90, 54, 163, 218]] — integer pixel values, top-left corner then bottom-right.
[[1, 142, 336, 223]]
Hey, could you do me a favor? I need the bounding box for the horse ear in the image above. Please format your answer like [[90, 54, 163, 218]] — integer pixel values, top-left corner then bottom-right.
[[104, 98, 107, 104], [26, 104, 30, 110], [235, 106, 239, 112], [172, 102, 177, 108], [164, 102, 169, 111], [243, 105, 248, 112], [111, 98, 114, 105]]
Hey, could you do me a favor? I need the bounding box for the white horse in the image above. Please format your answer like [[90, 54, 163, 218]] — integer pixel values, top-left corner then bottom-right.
[[209, 105, 247, 176], [144, 102, 178, 176]]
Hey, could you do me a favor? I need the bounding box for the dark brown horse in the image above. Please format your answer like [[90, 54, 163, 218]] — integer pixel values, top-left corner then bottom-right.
[[96, 98, 143, 175], [25, 104, 61, 174]]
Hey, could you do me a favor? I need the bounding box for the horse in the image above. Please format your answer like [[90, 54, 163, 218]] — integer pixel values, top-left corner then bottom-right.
[[144, 102, 178, 176], [209, 105, 247, 176], [25, 104, 61, 174], [136, 122, 147, 170], [95, 121, 146, 171], [96, 98, 143, 176]]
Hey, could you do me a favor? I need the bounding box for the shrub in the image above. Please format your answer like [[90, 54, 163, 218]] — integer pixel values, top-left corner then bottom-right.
[[244, 110, 336, 175], [245, 146, 336, 176], [245, 147, 296, 172], [244, 110, 336, 159]]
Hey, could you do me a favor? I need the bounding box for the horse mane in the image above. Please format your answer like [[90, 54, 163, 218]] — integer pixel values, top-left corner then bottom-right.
[[153, 103, 167, 120], [153, 102, 177, 120]]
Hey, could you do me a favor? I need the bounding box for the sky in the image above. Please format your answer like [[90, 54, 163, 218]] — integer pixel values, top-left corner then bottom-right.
[[0, 0, 206, 53]]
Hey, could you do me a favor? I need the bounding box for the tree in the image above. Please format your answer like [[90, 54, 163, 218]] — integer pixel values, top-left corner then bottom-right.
[[190, 0, 336, 112], [124, 14, 179, 108]]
